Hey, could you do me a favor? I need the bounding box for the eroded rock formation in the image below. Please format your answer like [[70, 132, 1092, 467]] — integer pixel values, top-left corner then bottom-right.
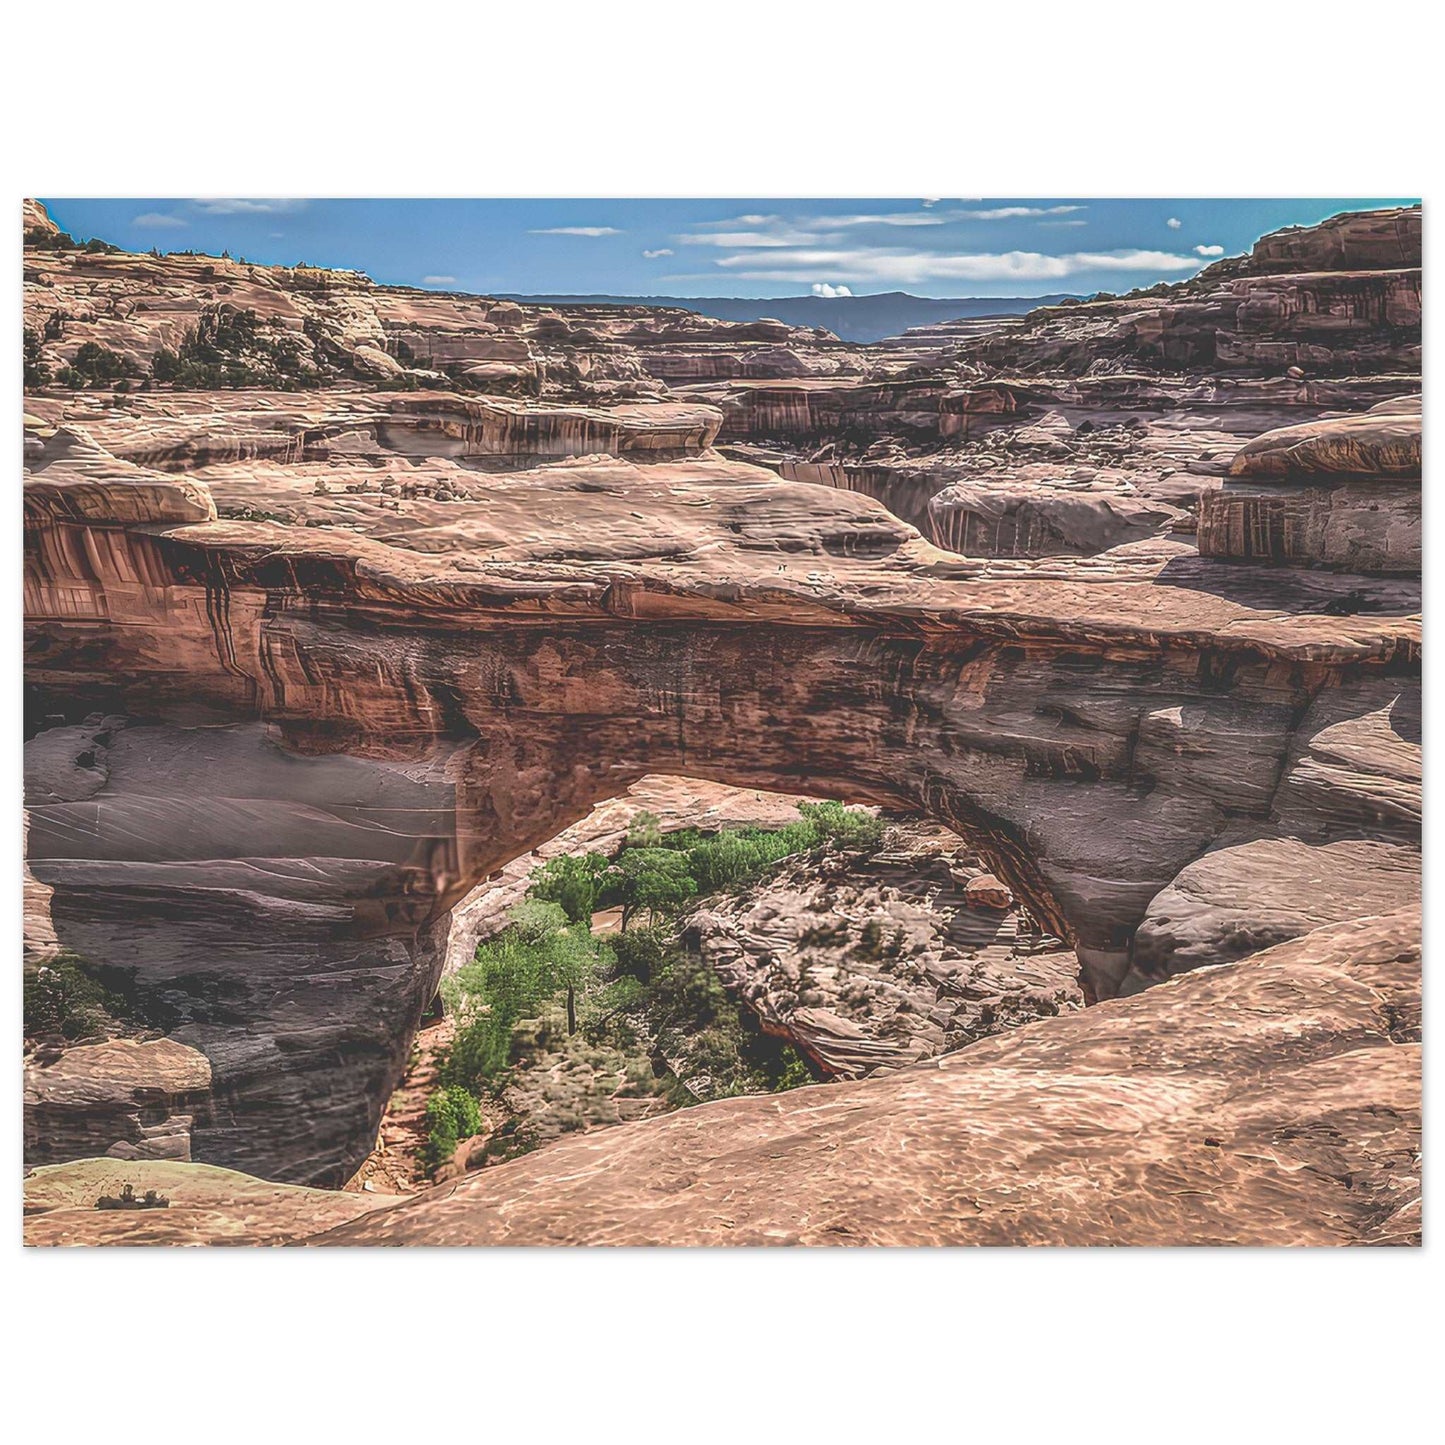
[[22, 201, 1421, 1211], [26, 909, 1418, 1246], [686, 822, 1082, 1075]]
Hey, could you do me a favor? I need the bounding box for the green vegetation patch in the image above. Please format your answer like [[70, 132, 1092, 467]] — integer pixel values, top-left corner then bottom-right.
[[422, 1084, 482, 1172], [24, 952, 135, 1043], [152, 304, 323, 390], [427, 800, 879, 1173]]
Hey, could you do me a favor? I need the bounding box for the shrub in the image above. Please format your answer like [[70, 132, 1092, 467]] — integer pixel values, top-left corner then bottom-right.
[[23, 952, 130, 1041], [56, 341, 139, 389], [23, 328, 50, 389], [609, 923, 671, 984], [627, 810, 662, 848], [440, 902, 609, 1091], [602, 847, 698, 929], [423, 1085, 482, 1172], [527, 850, 609, 924], [797, 799, 884, 852], [151, 303, 320, 389]]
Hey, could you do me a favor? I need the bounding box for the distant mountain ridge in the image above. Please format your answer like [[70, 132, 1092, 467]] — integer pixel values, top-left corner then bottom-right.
[[498, 290, 1076, 345]]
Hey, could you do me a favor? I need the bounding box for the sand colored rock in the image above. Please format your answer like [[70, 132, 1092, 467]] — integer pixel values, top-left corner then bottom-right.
[[24, 1038, 213, 1166], [1199, 406, 1422, 573], [26, 910, 1418, 1247], [1227, 410, 1421, 479], [24, 1158, 396, 1246], [21, 201, 1422, 1205], [306, 909, 1419, 1246], [686, 824, 1079, 1075]]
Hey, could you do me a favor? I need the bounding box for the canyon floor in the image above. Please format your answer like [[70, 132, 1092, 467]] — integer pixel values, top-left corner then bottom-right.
[[21, 200, 1421, 1246]]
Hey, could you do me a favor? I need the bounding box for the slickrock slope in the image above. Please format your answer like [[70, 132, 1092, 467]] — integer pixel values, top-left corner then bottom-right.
[[29, 909, 1413, 1246], [22, 202, 1422, 1197], [24, 1158, 397, 1246], [310, 909, 1419, 1246]]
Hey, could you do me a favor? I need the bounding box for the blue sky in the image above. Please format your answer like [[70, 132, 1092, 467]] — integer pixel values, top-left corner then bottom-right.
[[39, 198, 1417, 299]]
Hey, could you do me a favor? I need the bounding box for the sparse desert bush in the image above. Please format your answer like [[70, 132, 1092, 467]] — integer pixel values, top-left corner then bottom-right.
[[152, 304, 321, 389], [423, 1085, 482, 1172], [56, 341, 140, 389], [23, 328, 50, 389], [24, 952, 131, 1042]]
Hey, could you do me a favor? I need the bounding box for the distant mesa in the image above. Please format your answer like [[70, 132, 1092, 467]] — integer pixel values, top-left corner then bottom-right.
[[497, 291, 1079, 345]]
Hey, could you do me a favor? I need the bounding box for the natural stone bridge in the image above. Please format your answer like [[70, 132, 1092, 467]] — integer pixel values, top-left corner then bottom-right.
[[23, 412, 1419, 1184]]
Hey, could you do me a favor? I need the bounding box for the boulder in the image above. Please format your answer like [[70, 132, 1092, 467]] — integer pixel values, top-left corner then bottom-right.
[[351, 343, 404, 379], [963, 874, 1014, 910]]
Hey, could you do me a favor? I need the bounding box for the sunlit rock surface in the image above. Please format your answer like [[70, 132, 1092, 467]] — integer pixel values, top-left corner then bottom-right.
[[22, 201, 1421, 1208], [26, 910, 1417, 1246]]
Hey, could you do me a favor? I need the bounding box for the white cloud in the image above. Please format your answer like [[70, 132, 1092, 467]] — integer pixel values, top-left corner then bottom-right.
[[922, 198, 941, 208], [825, 212, 947, 227], [193, 198, 302, 215], [712, 247, 1204, 285], [529, 226, 622, 237], [957, 205, 1084, 220], [132, 212, 187, 228], [422, 275, 457, 285], [1193, 244, 1225, 257], [677, 229, 825, 247], [642, 248, 673, 259], [811, 283, 854, 297], [694, 214, 779, 228], [1039, 219, 1088, 228], [1167, 217, 1183, 229]]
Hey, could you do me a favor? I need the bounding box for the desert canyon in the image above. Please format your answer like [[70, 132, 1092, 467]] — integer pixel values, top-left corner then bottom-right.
[[21, 199, 1421, 1246]]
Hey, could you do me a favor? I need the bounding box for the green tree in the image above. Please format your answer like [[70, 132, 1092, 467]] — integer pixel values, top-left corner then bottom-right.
[[442, 901, 607, 1089], [527, 850, 609, 925], [606, 847, 698, 930], [23, 328, 50, 389], [423, 1085, 482, 1172], [57, 341, 139, 389]]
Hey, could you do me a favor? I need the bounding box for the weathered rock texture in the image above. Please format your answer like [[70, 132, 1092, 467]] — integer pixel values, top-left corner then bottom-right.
[[28, 909, 1415, 1246], [963, 207, 1421, 378], [22, 202, 1422, 1202], [1198, 404, 1422, 573], [309, 908, 1420, 1246], [24, 1038, 213, 1166], [686, 822, 1082, 1075]]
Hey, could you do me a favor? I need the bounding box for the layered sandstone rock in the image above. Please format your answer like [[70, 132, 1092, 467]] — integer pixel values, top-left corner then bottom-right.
[[1214, 206, 1423, 277], [1199, 403, 1422, 572], [685, 822, 1082, 1076], [22, 202, 831, 406], [23, 408, 1419, 1179], [747, 373, 1418, 562], [963, 207, 1421, 379], [22, 202, 1422, 1200], [24, 1038, 213, 1166], [26, 910, 1418, 1247]]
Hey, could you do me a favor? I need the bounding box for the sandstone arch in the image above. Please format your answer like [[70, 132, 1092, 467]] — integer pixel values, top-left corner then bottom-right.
[[23, 434, 1419, 1184]]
